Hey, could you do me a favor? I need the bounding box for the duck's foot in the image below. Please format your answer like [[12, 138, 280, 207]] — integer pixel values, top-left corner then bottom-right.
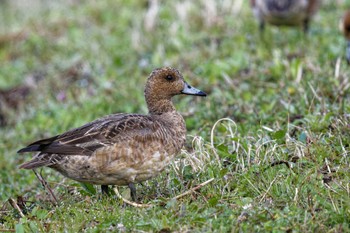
[[128, 183, 137, 202], [259, 21, 265, 33], [303, 18, 310, 34], [346, 40, 350, 64], [101, 185, 110, 196]]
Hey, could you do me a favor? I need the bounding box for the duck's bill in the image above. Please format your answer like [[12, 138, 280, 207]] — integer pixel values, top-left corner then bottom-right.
[[181, 82, 207, 96]]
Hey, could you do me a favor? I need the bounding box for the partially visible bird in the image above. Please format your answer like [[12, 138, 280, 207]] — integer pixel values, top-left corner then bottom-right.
[[18, 67, 207, 201], [340, 10, 350, 64], [0, 73, 42, 127], [250, 0, 321, 32], [0, 85, 31, 126]]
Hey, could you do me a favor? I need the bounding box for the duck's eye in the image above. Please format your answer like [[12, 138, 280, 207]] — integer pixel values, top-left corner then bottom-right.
[[165, 75, 174, 81]]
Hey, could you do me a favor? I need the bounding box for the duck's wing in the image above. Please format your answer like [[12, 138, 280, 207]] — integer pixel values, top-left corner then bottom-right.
[[17, 113, 159, 157]]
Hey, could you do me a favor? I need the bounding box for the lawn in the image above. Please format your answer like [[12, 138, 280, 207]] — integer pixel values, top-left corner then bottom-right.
[[0, 0, 349, 232]]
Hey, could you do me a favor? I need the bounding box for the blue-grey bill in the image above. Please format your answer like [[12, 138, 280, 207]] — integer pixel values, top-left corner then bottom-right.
[[181, 82, 207, 96]]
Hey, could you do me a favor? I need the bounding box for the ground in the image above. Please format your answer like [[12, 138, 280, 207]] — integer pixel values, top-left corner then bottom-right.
[[0, 0, 349, 232]]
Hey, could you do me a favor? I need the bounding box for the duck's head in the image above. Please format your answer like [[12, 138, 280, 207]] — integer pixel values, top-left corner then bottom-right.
[[145, 67, 206, 114]]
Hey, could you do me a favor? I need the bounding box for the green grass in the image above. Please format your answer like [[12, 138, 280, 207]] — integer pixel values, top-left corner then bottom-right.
[[1, 0, 349, 232]]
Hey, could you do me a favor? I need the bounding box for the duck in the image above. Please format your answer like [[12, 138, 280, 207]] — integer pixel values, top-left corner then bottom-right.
[[18, 67, 207, 201], [250, 0, 320, 32], [340, 10, 350, 64]]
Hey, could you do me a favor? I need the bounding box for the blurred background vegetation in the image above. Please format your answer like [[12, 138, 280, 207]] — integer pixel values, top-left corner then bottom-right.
[[0, 0, 349, 232]]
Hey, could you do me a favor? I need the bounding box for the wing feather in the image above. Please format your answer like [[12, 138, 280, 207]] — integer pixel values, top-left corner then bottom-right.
[[17, 113, 159, 156]]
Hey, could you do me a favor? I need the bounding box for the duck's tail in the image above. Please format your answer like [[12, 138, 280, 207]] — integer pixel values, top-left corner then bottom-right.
[[18, 135, 60, 169], [17, 135, 59, 154], [19, 158, 52, 169], [18, 151, 55, 169]]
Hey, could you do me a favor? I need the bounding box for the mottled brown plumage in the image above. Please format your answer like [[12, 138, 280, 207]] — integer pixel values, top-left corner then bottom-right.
[[250, 0, 321, 32], [18, 67, 206, 200], [340, 10, 350, 64]]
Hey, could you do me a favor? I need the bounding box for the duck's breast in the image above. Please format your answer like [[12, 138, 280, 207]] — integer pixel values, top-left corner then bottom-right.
[[70, 112, 187, 185]]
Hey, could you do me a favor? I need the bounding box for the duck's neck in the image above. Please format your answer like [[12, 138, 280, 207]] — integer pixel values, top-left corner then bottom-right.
[[146, 96, 176, 115]]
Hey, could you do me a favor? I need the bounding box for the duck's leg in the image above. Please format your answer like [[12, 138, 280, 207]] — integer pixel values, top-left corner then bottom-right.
[[128, 183, 137, 201], [303, 18, 310, 33], [259, 20, 265, 32], [101, 185, 110, 195], [346, 40, 350, 64]]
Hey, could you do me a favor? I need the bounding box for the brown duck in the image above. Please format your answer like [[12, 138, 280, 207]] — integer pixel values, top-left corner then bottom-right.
[[250, 0, 320, 32], [340, 10, 350, 64], [18, 67, 206, 201]]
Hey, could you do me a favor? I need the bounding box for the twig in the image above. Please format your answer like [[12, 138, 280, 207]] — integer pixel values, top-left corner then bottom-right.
[[172, 178, 215, 200], [8, 198, 25, 218], [269, 160, 290, 169], [293, 188, 299, 202], [32, 169, 59, 206], [259, 175, 280, 203], [112, 178, 215, 208], [0, 229, 15, 232], [112, 187, 152, 208]]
